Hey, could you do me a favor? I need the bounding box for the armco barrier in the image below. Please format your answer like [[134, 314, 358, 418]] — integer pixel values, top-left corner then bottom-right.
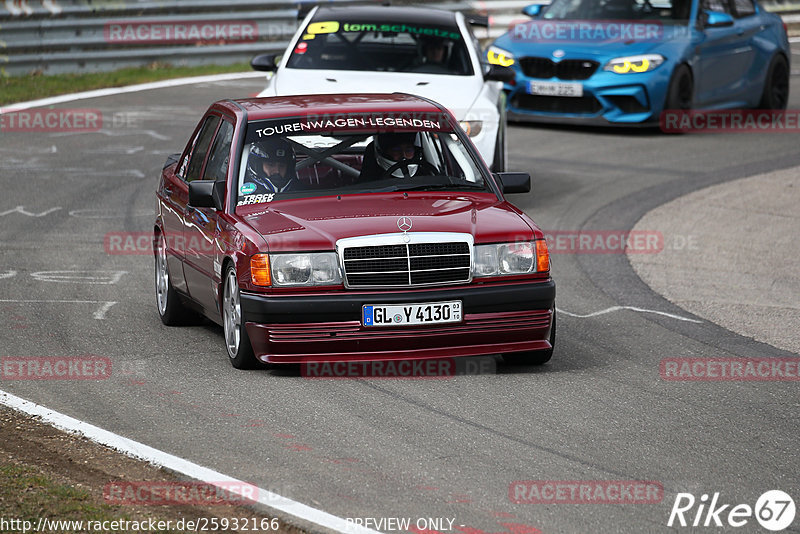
[[1, 0, 798, 76], [0, 0, 469, 75]]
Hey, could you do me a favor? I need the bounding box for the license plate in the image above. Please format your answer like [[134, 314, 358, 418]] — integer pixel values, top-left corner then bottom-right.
[[528, 81, 584, 97], [363, 301, 462, 327]]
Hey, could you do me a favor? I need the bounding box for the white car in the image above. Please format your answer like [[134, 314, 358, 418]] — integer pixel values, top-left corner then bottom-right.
[[251, 5, 514, 171]]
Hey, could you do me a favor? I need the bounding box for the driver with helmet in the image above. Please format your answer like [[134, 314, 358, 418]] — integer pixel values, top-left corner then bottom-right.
[[245, 137, 301, 193], [358, 132, 423, 181]]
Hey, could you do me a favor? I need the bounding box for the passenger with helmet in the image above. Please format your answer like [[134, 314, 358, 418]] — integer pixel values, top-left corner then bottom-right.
[[245, 137, 301, 193], [358, 132, 424, 181]]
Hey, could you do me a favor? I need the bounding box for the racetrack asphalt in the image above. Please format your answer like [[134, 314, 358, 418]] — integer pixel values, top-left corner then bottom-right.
[[1, 50, 799, 533]]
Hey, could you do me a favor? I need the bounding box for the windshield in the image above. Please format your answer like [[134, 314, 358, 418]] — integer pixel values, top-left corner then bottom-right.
[[235, 113, 491, 209], [541, 0, 691, 22], [286, 19, 474, 76]]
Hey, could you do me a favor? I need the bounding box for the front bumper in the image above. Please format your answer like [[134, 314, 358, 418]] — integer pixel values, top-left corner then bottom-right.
[[241, 280, 555, 363], [506, 67, 672, 125]]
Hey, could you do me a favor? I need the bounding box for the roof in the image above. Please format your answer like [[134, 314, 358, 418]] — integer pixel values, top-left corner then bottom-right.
[[224, 93, 449, 122], [311, 5, 459, 27]]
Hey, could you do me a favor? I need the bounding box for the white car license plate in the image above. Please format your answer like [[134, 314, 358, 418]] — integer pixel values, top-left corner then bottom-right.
[[363, 301, 462, 327], [528, 81, 584, 97]]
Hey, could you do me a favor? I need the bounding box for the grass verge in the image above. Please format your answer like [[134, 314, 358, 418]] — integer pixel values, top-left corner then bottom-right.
[[0, 62, 253, 106]]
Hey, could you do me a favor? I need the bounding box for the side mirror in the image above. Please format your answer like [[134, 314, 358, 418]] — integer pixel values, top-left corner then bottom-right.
[[522, 4, 543, 17], [251, 53, 279, 72], [188, 180, 226, 211], [484, 64, 516, 83], [702, 10, 734, 28], [495, 172, 531, 194]]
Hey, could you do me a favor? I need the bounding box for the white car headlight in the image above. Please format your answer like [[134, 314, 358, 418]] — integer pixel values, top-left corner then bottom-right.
[[271, 252, 342, 286], [473, 241, 549, 277], [459, 120, 483, 137], [603, 54, 664, 74], [487, 45, 515, 67]]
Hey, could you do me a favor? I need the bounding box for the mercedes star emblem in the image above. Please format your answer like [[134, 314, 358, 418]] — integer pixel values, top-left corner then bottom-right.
[[397, 216, 413, 233]]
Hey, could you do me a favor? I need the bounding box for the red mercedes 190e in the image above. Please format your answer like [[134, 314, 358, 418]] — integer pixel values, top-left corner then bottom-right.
[[154, 93, 555, 369]]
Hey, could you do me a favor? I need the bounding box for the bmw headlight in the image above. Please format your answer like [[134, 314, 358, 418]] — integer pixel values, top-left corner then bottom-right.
[[487, 45, 515, 67], [603, 54, 664, 74], [473, 241, 549, 277], [270, 252, 342, 286]]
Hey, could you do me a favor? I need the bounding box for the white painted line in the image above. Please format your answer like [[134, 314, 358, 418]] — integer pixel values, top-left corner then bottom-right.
[[0, 206, 62, 217], [0, 270, 17, 279], [0, 299, 118, 320], [0, 390, 382, 534], [558, 305, 702, 323], [30, 271, 127, 285], [0, 72, 266, 113]]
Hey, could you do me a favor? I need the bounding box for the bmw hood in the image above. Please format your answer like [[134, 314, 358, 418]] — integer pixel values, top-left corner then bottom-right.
[[493, 21, 691, 60], [263, 69, 485, 120], [239, 194, 539, 252]]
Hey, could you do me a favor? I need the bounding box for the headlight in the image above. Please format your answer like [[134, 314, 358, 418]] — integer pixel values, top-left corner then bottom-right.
[[459, 120, 483, 137], [487, 45, 515, 67], [473, 240, 549, 277], [269, 252, 342, 286], [603, 54, 664, 74]]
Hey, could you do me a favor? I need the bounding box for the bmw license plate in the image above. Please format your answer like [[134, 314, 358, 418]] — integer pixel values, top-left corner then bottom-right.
[[528, 81, 583, 97], [363, 301, 462, 327]]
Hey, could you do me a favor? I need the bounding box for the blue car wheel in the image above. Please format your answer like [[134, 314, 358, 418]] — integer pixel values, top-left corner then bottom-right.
[[759, 55, 790, 110]]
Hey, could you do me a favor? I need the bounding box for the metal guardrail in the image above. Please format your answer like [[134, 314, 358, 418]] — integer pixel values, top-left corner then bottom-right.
[[0, 0, 470, 75], [1, 0, 798, 76]]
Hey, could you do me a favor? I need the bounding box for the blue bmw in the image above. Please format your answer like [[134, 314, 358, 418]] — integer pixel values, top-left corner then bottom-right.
[[488, 0, 790, 125]]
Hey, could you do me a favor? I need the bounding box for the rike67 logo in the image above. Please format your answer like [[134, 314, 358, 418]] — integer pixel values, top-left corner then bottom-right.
[[668, 490, 795, 531]]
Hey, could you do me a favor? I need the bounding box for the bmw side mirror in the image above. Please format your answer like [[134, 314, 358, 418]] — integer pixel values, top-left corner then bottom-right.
[[702, 10, 734, 28], [523, 4, 543, 17], [188, 180, 226, 211], [251, 53, 279, 72], [485, 64, 516, 83], [495, 172, 531, 194]]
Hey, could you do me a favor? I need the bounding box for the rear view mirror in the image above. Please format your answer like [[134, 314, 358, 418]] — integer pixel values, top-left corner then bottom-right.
[[251, 53, 279, 72], [188, 180, 225, 211], [484, 64, 516, 83], [495, 172, 531, 194]]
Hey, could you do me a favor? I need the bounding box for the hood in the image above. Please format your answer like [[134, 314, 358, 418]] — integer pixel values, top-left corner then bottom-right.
[[493, 21, 692, 60], [239, 193, 537, 252], [268, 69, 484, 120]]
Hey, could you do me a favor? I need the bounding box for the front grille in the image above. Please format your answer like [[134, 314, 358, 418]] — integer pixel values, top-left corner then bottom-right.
[[511, 93, 602, 114], [519, 57, 599, 80], [342, 241, 471, 287]]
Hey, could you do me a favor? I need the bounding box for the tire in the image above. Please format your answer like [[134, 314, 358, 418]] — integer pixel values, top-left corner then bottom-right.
[[664, 64, 693, 111], [758, 54, 789, 110], [502, 310, 556, 366], [221, 264, 259, 369], [154, 232, 197, 326]]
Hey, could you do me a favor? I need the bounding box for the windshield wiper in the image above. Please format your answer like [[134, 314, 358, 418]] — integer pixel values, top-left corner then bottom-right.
[[393, 183, 488, 192]]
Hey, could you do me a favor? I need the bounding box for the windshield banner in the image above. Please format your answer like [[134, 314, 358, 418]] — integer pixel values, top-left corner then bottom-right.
[[246, 112, 451, 143]]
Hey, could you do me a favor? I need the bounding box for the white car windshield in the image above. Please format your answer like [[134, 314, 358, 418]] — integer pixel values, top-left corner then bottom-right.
[[235, 114, 491, 208], [286, 19, 474, 76]]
